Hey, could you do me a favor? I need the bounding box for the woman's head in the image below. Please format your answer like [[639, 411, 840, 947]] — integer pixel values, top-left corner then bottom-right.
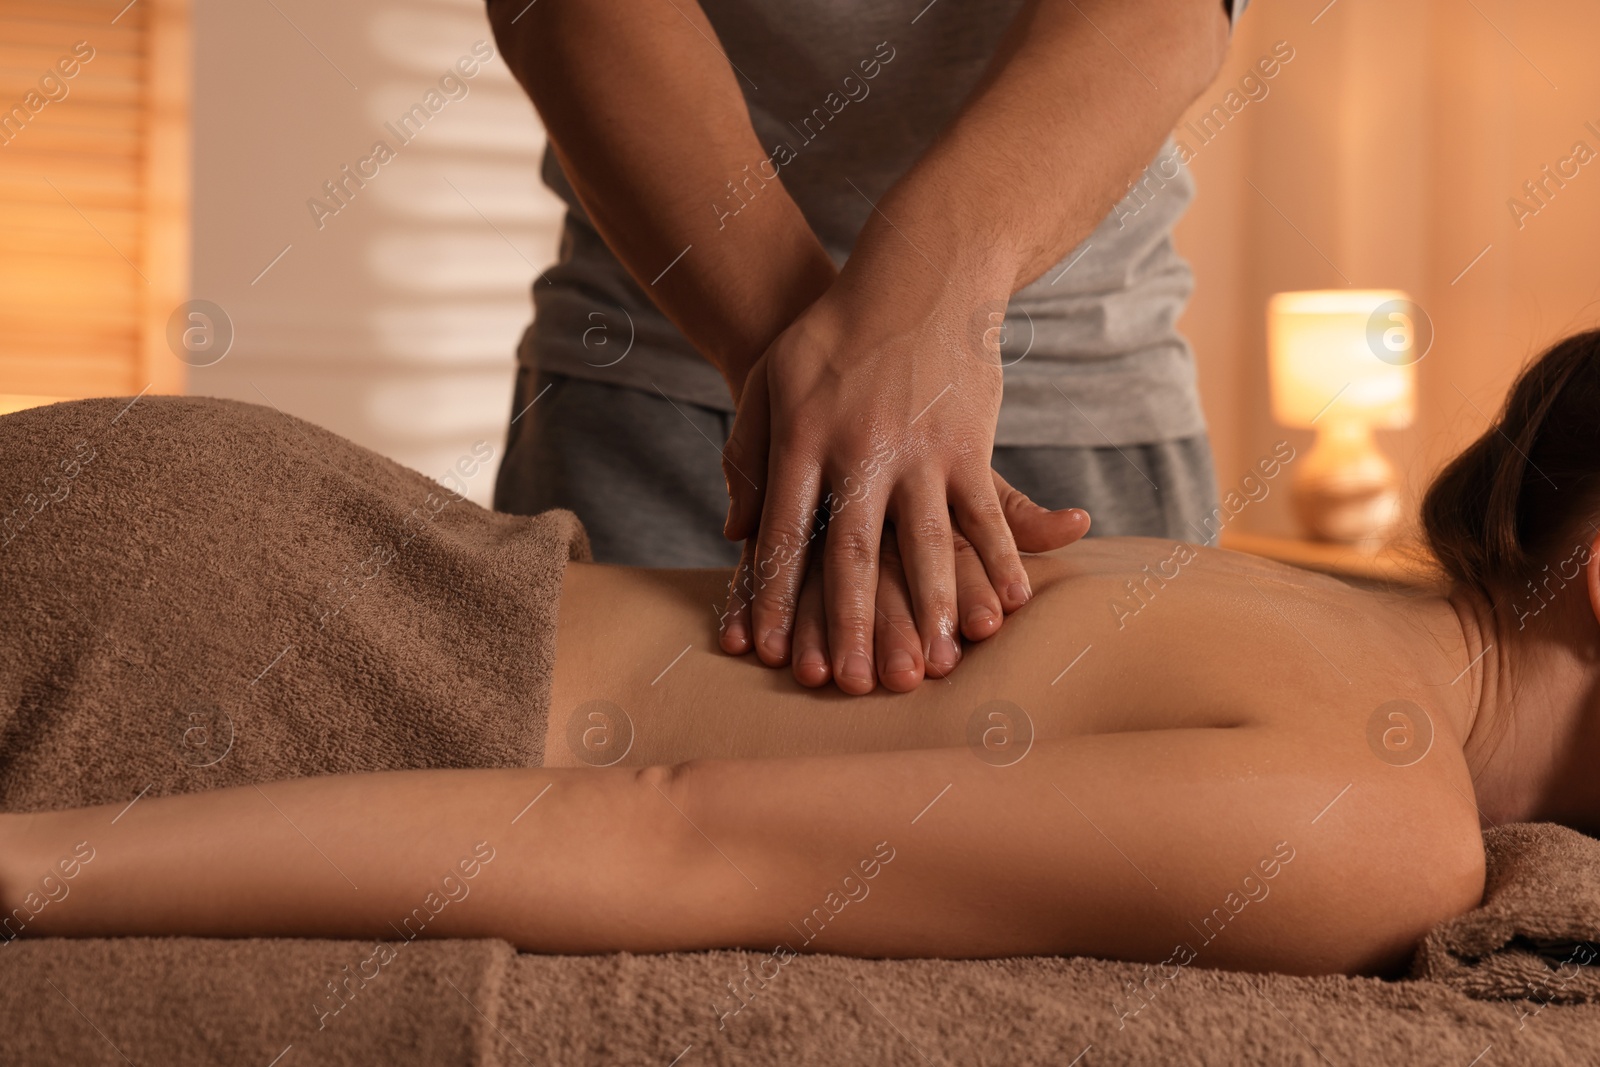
[[1422, 329, 1600, 606]]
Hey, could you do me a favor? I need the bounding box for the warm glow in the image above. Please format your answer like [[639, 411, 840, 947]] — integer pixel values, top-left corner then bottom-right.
[[0, 395, 68, 417], [1267, 290, 1418, 430]]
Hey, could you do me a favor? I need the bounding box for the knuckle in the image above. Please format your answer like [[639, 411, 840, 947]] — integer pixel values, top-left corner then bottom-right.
[[965, 497, 1006, 529], [878, 613, 918, 638], [906, 513, 952, 545], [923, 590, 958, 619], [834, 612, 875, 640], [828, 526, 879, 567], [753, 580, 800, 617]]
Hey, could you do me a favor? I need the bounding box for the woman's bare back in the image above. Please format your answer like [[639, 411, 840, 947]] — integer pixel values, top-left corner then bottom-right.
[[541, 538, 1489, 975], [551, 537, 1481, 769]]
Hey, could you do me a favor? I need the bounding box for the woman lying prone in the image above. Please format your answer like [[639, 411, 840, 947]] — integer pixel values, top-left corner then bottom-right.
[[4, 331, 1600, 977]]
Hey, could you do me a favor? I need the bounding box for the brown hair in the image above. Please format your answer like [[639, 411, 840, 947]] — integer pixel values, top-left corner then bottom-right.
[[1421, 329, 1600, 597]]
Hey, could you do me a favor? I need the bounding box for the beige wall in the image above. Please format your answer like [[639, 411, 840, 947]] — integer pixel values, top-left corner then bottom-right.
[[192, 0, 559, 506], [191, 0, 1600, 522], [1177, 0, 1600, 537]]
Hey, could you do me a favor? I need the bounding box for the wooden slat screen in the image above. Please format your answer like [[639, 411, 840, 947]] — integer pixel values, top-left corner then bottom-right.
[[0, 0, 188, 401]]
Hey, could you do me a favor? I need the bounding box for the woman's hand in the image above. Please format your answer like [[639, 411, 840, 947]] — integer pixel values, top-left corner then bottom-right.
[[718, 279, 1035, 694], [722, 471, 1089, 694]]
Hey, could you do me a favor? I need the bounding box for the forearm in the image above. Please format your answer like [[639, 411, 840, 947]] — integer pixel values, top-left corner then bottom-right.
[[0, 753, 1046, 959], [487, 0, 835, 394], [0, 735, 1390, 971], [0, 767, 716, 953], [0, 757, 1006, 956], [846, 0, 1229, 310]]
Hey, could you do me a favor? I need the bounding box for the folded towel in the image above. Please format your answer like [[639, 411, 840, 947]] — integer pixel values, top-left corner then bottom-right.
[[0, 395, 588, 813], [1, 937, 516, 1066], [1411, 823, 1600, 1003]]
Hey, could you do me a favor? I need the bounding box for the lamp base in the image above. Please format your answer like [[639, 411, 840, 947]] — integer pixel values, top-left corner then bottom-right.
[[1289, 420, 1402, 549]]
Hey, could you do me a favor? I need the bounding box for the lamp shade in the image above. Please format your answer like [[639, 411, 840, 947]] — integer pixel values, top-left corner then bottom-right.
[[1267, 290, 1418, 430]]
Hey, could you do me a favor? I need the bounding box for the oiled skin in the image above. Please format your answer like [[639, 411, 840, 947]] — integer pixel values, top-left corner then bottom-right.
[[536, 539, 1489, 973], [552, 540, 1481, 768]]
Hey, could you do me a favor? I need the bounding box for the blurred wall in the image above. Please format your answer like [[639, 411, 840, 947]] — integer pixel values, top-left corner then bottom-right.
[[192, 0, 558, 506], [1176, 0, 1600, 537], [193, 0, 1600, 527]]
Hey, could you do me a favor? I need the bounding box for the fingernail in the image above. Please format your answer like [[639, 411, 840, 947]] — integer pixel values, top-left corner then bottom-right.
[[761, 629, 787, 658], [931, 635, 959, 668], [724, 618, 747, 643], [965, 605, 995, 631], [840, 652, 872, 683], [885, 649, 915, 676], [1006, 582, 1030, 606], [1067, 508, 1088, 523], [798, 646, 827, 670]]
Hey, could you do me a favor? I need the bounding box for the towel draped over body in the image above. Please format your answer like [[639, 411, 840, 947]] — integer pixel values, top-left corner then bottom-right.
[[0, 395, 587, 814]]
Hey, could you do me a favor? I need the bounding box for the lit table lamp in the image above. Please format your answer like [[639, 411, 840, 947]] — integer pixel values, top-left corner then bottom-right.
[[1267, 290, 1420, 548]]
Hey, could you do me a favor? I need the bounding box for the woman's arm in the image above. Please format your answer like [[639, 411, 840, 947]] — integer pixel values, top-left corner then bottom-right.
[[1, 766, 701, 953], [0, 731, 1482, 974]]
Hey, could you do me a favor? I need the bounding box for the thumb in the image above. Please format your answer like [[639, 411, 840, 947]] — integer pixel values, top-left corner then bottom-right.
[[991, 468, 1090, 553], [722, 365, 771, 541]]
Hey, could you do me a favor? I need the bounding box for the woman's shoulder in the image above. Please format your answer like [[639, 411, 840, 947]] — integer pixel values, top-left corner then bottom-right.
[[1246, 720, 1487, 974]]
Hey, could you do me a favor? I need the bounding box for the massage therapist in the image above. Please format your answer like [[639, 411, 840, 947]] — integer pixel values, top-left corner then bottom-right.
[[488, 0, 1247, 692]]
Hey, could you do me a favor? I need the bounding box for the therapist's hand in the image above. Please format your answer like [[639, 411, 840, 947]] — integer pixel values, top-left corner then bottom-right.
[[718, 281, 1054, 695], [721, 287, 1010, 691], [790, 493, 1089, 693]]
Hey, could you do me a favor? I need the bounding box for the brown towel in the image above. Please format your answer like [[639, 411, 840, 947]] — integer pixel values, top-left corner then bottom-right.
[[1, 937, 516, 1066], [0, 395, 588, 1065], [1412, 823, 1600, 1004], [0, 395, 588, 813]]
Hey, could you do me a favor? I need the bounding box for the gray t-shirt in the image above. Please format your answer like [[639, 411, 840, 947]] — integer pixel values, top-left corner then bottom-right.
[[520, 0, 1247, 448]]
